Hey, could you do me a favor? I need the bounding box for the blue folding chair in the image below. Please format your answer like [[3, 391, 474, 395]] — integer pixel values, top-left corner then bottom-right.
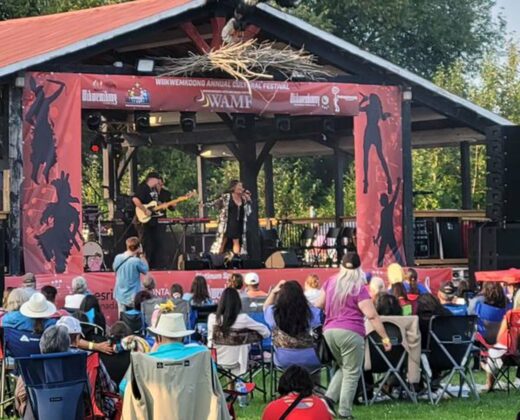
[[475, 302, 506, 345], [16, 351, 92, 420]]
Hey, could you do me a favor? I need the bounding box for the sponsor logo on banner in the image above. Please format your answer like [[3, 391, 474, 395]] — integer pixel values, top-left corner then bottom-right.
[[331, 87, 358, 113], [196, 90, 253, 110], [290, 93, 331, 110], [125, 83, 151, 107], [81, 89, 118, 105]]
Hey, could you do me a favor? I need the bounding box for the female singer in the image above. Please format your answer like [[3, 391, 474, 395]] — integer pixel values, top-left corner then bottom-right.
[[210, 180, 252, 256]]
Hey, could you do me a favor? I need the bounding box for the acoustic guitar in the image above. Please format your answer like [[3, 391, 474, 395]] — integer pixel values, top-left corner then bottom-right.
[[136, 190, 197, 223]]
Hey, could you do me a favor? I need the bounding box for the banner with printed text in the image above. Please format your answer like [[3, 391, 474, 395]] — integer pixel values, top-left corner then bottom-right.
[[354, 86, 405, 269], [79, 74, 360, 116], [22, 73, 83, 274]]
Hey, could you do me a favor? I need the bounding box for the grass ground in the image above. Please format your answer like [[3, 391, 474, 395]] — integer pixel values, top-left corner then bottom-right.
[[235, 372, 520, 420]]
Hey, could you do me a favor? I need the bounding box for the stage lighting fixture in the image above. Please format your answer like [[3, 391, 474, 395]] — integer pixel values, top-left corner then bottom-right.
[[136, 59, 155, 73], [180, 112, 197, 132], [89, 134, 105, 154], [134, 112, 150, 130], [275, 115, 291, 132], [322, 118, 336, 134], [232, 114, 255, 131], [86, 113, 102, 131]]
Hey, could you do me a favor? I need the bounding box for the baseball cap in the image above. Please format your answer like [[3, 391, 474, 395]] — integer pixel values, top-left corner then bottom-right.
[[57, 316, 84, 336], [22, 272, 36, 286], [244, 272, 260, 286], [341, 253, 361, 270], [440, 281, 456, 296]]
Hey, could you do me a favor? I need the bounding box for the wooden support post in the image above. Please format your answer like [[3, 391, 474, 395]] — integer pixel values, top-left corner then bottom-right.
[[460, 141, 472, 210], [129, 148, 138, 195], [402, 87, 415, 266], [102, 143, 116, 220], [333, 147, 347, 228], [197, 154, 208, 218], [180, 22, 211, 53], [8, 85, 22, 274], [264, 154, 275, 219], [210, 17, 226, 50]]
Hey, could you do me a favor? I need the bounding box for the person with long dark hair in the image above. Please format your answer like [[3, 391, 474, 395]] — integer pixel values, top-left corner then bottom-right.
[[209, 179, 252, 256], [80, 294, 106, 334], [263, 280, 322, 371], [183, 275, 214, 306], [207, 288, 269, 375], [262, 365, 333, 420]]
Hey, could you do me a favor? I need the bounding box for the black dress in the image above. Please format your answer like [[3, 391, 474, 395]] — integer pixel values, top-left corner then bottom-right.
[[226, 198, 245, 240]]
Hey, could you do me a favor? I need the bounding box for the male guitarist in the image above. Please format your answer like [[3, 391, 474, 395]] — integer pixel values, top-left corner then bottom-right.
[[132, 172, 170, 269]]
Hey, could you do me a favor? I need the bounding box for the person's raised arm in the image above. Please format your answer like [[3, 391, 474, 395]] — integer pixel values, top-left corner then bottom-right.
[[390, 177, 402, 206], [263, 280, 285, 309], [358, 299, 392, 352]]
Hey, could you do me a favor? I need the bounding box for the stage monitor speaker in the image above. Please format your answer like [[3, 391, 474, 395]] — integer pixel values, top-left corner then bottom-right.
[[184, 260, 208, 271], [468, 222, 520, 282], [486, 126, 520, 222], [260, 228, 280, 261], [265, 250, 300, 269]]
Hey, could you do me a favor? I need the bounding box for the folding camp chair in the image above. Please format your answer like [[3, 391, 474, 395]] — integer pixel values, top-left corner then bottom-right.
[[475, 302, 506, 345], [424, 315, 479, 404], [241, 297, 267, 314], [318, 227, 341, 267], [120, 311, 145, 335], [16, 351, 92, 420], [191, 304, 218, 343], [477, 310, 520, 394], [211, 327, 268, 402], [364, 321, 417, 404], [141, 297, 168, 327], [0, 328, 42, 416]]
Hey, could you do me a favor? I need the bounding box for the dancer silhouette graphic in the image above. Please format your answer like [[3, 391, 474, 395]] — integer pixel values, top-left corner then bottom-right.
[[360, 93, 393, 195], [36, 172, 81, 273], [25, 77, 65, 184], [373, 177, 404, 267]]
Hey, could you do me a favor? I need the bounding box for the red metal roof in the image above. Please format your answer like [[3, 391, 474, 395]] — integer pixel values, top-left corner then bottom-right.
[[0, 0, 205, 78]]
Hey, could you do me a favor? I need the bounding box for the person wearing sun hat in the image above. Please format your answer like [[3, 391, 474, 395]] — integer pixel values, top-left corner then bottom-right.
[[2, 292, 57, 332], [244, 272, 267, 298], [119, 312, 207, 393]]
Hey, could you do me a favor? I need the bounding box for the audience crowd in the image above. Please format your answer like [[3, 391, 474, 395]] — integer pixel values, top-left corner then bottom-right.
[[3, 235, 520, 419]]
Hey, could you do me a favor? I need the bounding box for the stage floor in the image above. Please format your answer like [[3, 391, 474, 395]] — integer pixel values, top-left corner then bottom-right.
[[7, 267, 451, 324]]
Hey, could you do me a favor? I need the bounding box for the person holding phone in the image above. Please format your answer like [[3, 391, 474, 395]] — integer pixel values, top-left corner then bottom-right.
[[113, 237, 149, 316]]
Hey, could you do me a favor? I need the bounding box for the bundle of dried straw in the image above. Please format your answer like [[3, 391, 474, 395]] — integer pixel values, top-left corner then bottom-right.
[[155, 40, 330, 89]]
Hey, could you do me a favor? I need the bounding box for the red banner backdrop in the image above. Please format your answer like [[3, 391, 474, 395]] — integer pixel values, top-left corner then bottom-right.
[[354, 86, 405, 270], [79, 74, 360, 116], [22, 73, 83, 274], [6, 267, 450, 325]]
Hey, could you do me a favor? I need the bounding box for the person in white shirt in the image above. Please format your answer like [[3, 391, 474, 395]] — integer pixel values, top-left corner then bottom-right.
[[207, 287, 269, 375], [64, 276, 89, 310], [304, 274, 321, 306]]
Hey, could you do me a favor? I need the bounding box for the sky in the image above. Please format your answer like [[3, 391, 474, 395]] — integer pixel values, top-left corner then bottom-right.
[[494, 0, 520, 40]]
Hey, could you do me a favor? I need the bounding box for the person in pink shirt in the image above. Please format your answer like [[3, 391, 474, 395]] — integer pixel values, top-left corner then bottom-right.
[[315, 253, 391, 419]]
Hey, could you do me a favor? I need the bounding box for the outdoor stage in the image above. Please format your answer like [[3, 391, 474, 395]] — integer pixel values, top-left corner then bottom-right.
[[6, 266, 451, 324]]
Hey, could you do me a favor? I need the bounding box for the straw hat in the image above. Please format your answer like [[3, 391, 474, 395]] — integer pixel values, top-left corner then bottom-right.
[[148, 312, 194, 338], [387, 263, 405, 285], [20, 292, 56, 319]]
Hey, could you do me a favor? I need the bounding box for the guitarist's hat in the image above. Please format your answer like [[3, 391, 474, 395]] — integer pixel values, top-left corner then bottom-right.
[[146, 171, 161, 181]]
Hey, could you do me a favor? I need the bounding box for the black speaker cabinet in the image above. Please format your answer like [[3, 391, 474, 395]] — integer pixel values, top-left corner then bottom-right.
[[265, 250, 300, 269], [486, 126, 520, 222], [468, 222, 520, 282]]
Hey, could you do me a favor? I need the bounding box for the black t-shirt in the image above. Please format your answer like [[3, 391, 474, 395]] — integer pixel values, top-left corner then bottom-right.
[[134, 183, 159, 206]]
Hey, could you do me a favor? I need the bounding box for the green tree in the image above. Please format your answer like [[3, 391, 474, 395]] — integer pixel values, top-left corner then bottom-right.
[[413, 43, 520, 210], [295, 0, 504, 78]]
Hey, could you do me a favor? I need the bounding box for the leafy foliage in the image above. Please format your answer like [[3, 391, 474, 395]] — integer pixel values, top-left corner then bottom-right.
[[294, 0, 505, 78]]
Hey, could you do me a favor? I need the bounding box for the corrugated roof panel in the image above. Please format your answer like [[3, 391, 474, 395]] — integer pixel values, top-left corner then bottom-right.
[[0, 0, 205, 78]]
